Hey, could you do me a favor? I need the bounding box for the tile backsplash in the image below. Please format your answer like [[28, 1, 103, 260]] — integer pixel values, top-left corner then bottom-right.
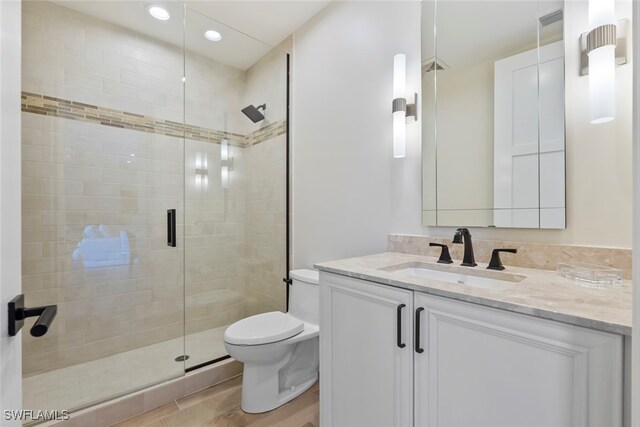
[[389, 234, 632, 279]]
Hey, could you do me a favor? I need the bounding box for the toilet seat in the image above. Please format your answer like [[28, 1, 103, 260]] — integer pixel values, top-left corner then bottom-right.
[[224, 312, 304, 346]]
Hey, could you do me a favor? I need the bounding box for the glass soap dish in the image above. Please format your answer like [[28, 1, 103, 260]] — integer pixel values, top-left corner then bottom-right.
[[556, 262, 623, 287]]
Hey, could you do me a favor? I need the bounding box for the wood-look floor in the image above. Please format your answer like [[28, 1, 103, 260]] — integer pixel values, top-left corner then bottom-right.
[[111, 376, 319, 427]]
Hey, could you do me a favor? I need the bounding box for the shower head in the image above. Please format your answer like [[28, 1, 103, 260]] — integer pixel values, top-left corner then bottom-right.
[[241, 104, 266, 123]]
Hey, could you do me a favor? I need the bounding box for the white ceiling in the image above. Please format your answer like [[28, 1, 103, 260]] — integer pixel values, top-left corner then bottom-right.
[[187, 1, 330, 47], [54, 0, 329, 70], [422, 0, 563, 71]]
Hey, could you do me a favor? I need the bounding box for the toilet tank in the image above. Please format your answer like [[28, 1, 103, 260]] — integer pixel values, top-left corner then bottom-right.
[[288, 269, 319, 325]]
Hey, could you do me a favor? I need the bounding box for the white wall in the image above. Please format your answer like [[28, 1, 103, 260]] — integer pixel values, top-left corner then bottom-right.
[[0, 0, 22, 422], [291, 1, 421, 268]]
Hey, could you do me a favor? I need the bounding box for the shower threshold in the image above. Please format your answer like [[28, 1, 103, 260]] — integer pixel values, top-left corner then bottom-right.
[[23, 326, 229, 417]]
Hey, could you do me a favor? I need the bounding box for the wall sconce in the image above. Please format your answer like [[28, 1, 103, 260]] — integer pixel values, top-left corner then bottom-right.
[[580, 0, 630, 124], [392, 53, 417, 158], [220, 139, 233, 189], [195, 152, 208, 192]]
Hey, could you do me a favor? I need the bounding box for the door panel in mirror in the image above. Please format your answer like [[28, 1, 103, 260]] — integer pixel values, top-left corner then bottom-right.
[[421, 0, 566, 229]]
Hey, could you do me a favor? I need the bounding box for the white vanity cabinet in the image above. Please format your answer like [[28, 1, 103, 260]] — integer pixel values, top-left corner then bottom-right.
[[414, 293, 623, 427], [320, 272, 624, 427], [320, 272, 414, 427]]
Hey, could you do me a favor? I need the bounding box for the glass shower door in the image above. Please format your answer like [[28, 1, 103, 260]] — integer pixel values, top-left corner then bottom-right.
[[21, 0, 186, 414], [183, 8, 289, 369], [20, 0, 291, 415]]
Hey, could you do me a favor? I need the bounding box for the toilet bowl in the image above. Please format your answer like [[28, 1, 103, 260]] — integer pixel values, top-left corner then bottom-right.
[[224, 269, 320, 414]]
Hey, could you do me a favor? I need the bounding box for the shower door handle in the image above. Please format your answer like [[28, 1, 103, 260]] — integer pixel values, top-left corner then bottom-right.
[[8, 294, 57, 337], [167, 209, 176, 247]]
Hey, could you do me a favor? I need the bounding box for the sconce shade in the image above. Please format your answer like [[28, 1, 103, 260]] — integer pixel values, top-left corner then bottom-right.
[[589, 0, 615, 28], [588, 0, 616, 124], [195, 152, 208, 192], [393, 111, 406, 158], [221, 138, 229, 162], [221, 139, 230, 189], [393, 54, 407, 158], [393, 54, 406, 100], [221, 166, 229, 189]]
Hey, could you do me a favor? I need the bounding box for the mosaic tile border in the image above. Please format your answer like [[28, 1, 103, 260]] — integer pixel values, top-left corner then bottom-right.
[[22, 92, 286, 147], [388, 234, 633, 279], [245, 120, 287, 146]]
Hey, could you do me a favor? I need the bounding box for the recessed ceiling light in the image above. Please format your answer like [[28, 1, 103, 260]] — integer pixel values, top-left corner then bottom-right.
[[147, 5, 170, 21], [204, 30, 222, 42]]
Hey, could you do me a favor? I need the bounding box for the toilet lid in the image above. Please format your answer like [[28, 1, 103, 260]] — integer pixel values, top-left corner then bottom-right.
[[224, 312, 304, 346]]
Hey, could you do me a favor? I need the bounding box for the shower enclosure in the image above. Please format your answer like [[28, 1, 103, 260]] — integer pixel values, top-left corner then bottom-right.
[[20, 0, 288, 416]]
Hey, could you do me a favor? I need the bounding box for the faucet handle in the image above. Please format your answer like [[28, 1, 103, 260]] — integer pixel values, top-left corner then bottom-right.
[[487, 249, 518, 271], [452, 227, 470, 244], [429, 243, 453, 264]]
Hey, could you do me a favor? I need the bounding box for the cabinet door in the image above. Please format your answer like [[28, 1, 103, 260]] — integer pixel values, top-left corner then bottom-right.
[[320, 272, 413, 427], [414, 293, 623, 427]]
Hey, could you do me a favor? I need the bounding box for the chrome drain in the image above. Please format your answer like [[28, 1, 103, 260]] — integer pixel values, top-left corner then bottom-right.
[[175, 355, 190, 362]]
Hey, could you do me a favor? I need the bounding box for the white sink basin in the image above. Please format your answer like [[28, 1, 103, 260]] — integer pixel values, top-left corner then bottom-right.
[[391, 266, 524, 290]]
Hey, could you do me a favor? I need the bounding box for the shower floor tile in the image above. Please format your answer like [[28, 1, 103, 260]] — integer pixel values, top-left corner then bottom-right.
[[23, 326, 230, 414], [185, 325, 228, 369]]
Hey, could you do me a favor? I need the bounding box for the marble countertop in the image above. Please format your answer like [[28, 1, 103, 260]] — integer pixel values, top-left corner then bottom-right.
[[314, 252, 632, 335]]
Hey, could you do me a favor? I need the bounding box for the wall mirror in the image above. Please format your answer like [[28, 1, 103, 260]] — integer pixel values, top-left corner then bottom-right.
[[422, 0, 566, 229]]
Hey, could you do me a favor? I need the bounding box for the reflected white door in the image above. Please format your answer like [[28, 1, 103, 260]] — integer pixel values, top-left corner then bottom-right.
[[538, 46, 566, 228], [494, 41, 565, 228]]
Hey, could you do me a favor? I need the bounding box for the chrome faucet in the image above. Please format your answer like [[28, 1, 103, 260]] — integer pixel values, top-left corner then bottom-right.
[[452, 228, 477, 267]]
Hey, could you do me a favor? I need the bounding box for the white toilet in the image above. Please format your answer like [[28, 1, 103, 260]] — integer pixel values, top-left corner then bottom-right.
[[224, 269, 320, 413]]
